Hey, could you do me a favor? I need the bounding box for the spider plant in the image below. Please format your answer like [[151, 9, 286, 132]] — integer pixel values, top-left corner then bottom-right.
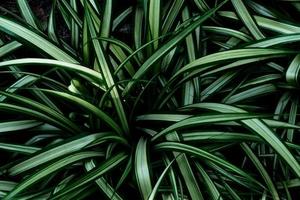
[[0, 0, 300, 199]]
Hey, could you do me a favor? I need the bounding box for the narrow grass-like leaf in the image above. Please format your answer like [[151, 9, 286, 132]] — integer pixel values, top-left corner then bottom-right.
[[218, 11, 300, 34], [135, 137, 152, 200], [0, 41, 22, 58], [57, 1, 71, 30], [124, 0, 228, 93], [193, 0, 210, 12], [241, 143, 279, 200], [224, 84, 276, 104], [148, 158, 176, 200], [205, 160, 261, 190], [181, 131, 261, 143], [223, 181, 242, 200], [0, 181, 16, 192], [113, 7, 133, 31], [0, 91, 80, 133], [276, 178, 300, 189], [86, 8, 129, 133], [48, 0, 59, 43], [152, 113, 267, 141], [59, 0, 83, 28], [240, 74, 281, 89], [85, 160, 123, 200], [100, 0, 112, 48], [287, 96, 298, 141], [195, 162, 222, 200], [115, 155, 132, 190], [161, 155, 178, 200], [4, 151, 102, 200], [8, 133, 107, 175], [0, 17, 77, 62], [182, 6, 196, 105], [134, 4, 144, 61], [136, 113, 190, 122], [149, 0, 160, 49], [248, 33, 300, 48], [0, 103, 72, 133], [51, 152, 127, 199], [17, 0, 40, 30], [109, 44, 136, 77], [201, 71, 237, 101], [0, 58, 104, 87], [41, 89, 123, 135], [182, 103, 300, 177], [170, 48, 296, 83], [231, 0, 264, 39], [286, 54, 300, 86], [162, 0, 184, 34], [154, 142, 264, 188], [0, 143, 39, 155], [70, 0, 79, 49], [0, 120, 41, 133], [203, 26, 252, 42], [166, 132, 204, 200]]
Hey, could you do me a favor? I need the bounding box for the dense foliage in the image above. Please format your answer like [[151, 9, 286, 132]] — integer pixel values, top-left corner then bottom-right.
[[0, 0, 300, 199]]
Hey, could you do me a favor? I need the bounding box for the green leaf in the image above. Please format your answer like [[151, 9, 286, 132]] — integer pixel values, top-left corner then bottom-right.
[[85, 160, 123, 200], [41, 89, 123, 135], [0, 91, 80, 133], [8, 133, 109, 175], [59, 0, 83, 28], [218, 11, 300, 34], [241, 143, 279, 200], [224, 84, 277, 104], [166, 132, 204, 200], [86, 8, 129, 134], [4, 151, 102, 200], [134, 4, 144, 61], [115, 155, 132, 191], [149, 0, 160, 49], [124, 0, 228, 93], [0, 103, 73, 133], [0, 41, 22, 58], [248, 33, 300, 48], [0, 120, 41, 134], [17, 0, 40, 30], [181, 131, 261, 143], [100, 0, 112, 48], [182, 103, 300, 177], [286, 54, 300, 86], [201, 71, 237, 101], [152, 113, 268, 141], [135, 137, 152, 200], [154, 142, 264, 188], [170, 48, 296, 83], [0, 181, 16, 192], [113, 7, 133, 31], [162, 0, 184, 34], [0, 142, 40, 155], [231, 0, 264, 39], [51, 152, 128, 199], [287, 96, 298, 141], [0, 58, 104, 87], [182, 6, 197, 105], [0, 17, 77, 62], [48, 0, 59, 43], [195, 162, 222, 200], [203, 26, 252, 42], [148, 157, 176, 200], [70, 0, 79, 49]]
